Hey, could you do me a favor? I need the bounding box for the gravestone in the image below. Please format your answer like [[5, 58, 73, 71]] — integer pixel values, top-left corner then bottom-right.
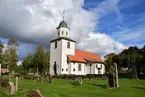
[[15, 76, 18, 91], [128, 66, 138, 80], [27, 89, 43, 97], [108, 63, 119, 88], [41, 77, 44, 82], [132, 66, 138, 79], [8, 82, 15, 95], [75, 77, 83, 85]]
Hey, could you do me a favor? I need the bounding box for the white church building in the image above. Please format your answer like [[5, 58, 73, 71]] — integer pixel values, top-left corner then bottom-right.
[[50, 20, 105, 75]]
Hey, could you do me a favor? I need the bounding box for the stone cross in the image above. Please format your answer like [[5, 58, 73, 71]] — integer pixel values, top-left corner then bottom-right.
[[15, 76, 18, 91], [8, 82, 15, 95]]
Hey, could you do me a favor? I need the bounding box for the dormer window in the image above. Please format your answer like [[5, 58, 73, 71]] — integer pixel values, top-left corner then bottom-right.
[[54, 41, 57, 49], [67, 41, 70, 49]]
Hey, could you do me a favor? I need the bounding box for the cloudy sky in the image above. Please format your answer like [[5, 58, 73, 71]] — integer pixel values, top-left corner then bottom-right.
[[0, 0, 145, 61]]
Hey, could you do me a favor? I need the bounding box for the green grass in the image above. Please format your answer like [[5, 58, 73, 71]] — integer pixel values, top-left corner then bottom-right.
[[0, 78, 145, 97]]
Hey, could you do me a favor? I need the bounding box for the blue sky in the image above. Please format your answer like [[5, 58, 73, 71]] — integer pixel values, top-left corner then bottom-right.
[[0, 0, 145, 61], [84, 0, 145, 47]]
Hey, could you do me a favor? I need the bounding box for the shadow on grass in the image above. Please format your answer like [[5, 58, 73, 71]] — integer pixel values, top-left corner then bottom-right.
[[71, 82, 81, 86], [132, 87, 145, 90], [87, 83, 108, 89]]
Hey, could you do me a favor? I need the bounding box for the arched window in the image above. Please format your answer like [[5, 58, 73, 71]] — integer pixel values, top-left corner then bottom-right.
[[58, 31, 60, 36], [66, 31, 68, 35], [67, 41, 70, 48], [54, 41, 57, 49], [62, 31, 64, 35]]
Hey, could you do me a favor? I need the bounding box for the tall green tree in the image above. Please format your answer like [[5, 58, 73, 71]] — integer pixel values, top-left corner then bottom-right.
[[22, 54, 34, 72], [3, 38, 19, 71], [34, 46, 46, 74], [104, 46, 145, 77], [104, 53, 116, 73], [0, 41, 4, 64]]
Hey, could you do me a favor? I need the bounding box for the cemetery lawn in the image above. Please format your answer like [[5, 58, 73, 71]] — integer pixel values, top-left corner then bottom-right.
[[1, 78, 145, 97]]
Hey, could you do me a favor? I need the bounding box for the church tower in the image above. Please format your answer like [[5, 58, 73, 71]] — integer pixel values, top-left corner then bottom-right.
[[50, 20, 76, 75]]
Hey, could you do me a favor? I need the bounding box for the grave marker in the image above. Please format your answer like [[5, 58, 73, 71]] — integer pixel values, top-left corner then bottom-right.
[[8, 82, 15, 95]]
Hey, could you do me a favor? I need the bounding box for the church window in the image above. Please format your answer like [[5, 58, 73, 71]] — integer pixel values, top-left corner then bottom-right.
[[78, 64, 81, 71], [67, 42, 70, 48], [62, 31, 64, 35], [73, 68, 75, 71], [54, 41, 57, 49], [66, 68, 68, 71], [66, 31, 68, 35], [58, 31, 60, 35], [62, 68, 64, 71]]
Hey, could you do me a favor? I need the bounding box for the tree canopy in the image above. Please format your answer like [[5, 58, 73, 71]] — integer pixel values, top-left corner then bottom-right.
[[104, 46, 145, 77]]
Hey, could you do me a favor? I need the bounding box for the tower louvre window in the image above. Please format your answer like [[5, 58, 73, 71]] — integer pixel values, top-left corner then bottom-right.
[[67, 41, 70, 49], [54, 41, 57, 49]]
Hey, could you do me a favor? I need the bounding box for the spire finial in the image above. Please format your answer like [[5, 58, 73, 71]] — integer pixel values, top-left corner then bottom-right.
[[63, 10, 65, 21]]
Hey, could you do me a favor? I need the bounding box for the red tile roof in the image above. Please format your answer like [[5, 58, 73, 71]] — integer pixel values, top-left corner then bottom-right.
[[0, 68, 9, 73], [67, 49, 104, 63]]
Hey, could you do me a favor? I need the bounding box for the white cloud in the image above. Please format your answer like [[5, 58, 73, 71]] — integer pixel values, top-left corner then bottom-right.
[[0, 0, 126, 59], [112, 24, 145, 43], [77, 33, 127, 56]]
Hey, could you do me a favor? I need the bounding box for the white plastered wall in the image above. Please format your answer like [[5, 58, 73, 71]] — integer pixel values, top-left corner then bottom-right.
[[61, 39, 75, 74]]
